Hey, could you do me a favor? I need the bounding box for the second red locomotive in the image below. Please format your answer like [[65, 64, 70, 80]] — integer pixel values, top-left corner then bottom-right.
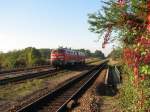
[[50, 48, 86, 67]]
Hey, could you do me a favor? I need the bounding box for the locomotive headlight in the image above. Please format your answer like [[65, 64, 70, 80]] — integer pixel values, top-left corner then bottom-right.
[[51, 56, 56, 58]]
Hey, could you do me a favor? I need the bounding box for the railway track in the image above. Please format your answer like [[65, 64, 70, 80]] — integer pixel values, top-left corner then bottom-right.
[[0, 63, 100, 85], [0, 60, 103, 85], [0, 67, 56, 85], [0, 66, 53, 78], [12, 62, 107, 112], [0, 65, 91, 85], [0, 65, 51, 74]]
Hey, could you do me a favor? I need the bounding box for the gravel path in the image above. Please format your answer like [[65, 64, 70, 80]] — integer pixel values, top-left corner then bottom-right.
[[71, 68, 121, 112]]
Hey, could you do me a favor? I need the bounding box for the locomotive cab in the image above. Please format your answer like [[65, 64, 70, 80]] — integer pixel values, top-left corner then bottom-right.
[[51, 49, 65, 67]]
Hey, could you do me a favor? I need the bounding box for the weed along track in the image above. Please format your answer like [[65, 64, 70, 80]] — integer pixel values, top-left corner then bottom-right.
[[10, 62, 107, 112]]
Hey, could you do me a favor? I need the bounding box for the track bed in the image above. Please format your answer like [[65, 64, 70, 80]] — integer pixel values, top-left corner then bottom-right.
[[13, 62, 107, 112]]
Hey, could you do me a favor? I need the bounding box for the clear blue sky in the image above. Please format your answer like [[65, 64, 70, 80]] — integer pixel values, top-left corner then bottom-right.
[[0, 0, 113, 55]]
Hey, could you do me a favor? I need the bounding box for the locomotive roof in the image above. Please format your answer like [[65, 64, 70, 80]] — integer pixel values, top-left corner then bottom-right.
[[52, 48, 85, 56]]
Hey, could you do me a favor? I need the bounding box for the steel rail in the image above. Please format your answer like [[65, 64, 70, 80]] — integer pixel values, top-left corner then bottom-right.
[[0, 67, 56, 85], [56, 64, 105, 112], [0, 64, 96, 85], [0, 65, 52, 74], [13, 61, 107, 112]]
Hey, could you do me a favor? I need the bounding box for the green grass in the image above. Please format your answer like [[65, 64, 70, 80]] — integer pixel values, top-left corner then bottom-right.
[[0, 79, 44, 100], [0, 69, 71, 100]]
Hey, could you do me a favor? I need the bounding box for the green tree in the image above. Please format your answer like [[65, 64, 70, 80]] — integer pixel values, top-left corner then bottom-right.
[[3, 51, 21, 68], [88, 0, 147, 45], [0, 53, 4, 69], [38, 48, 51, 59], [24, 47, 42, 66], [94, 50, 105, 59], [0, 47, 51, 69]]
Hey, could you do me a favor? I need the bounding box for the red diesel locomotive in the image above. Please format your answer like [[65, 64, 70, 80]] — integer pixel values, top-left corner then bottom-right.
[[50, 48, 86, 67]]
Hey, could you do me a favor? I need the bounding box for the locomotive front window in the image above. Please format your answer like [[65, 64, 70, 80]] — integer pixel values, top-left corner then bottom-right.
[[58, 49, 64, 54], [52, 49, 64, 54]]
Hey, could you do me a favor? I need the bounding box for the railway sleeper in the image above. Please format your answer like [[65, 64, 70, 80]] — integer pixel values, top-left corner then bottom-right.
[[12, 62, 108, 112]]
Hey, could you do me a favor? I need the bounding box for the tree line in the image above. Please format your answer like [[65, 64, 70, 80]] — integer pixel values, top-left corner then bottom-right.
[[0, 47, 105, 70]]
